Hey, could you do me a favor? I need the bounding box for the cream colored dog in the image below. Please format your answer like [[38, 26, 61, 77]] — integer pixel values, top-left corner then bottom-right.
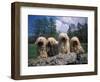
[[47, 37, 58, 57], [70, 36, 84, 54], [58, 33, 70, 54], [35, 36, 48, 58]]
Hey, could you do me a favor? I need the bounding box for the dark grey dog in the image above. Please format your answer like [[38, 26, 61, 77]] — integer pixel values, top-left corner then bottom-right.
[[47, 42, 59, 57], [46, 37, 59, 57]]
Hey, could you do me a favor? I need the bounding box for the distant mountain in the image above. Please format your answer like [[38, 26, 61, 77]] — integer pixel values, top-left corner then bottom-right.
[[67, 23, 87, 33]]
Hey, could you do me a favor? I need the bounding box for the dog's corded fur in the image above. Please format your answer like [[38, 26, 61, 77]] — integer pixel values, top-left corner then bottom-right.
[[47, 37, 59, 57], [58, 33, 70, 54], [35, 36, 48, 58], [70, 36, 84, 54]]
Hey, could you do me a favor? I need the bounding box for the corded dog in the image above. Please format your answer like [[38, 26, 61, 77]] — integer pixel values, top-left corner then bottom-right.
[[58, 33, 70, 54], [35, 36, 48, 59], [47, 37, 59, 57]]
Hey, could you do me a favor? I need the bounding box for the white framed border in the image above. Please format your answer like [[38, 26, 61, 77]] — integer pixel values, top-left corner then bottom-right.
[[20, 6, 95, 76]]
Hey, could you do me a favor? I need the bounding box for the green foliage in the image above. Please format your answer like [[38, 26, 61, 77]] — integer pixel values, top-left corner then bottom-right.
[[81, 43, 88, 53], [34, 17, 57, 38], [28, 44, 38, 59]]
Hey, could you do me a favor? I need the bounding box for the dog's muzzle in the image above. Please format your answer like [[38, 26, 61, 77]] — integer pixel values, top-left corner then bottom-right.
[[73, 41, 78, 47], [38, 41, 44, 47], [61, 37, 66, 42]]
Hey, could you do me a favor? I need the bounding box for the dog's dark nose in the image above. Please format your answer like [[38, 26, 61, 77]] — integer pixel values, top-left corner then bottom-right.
[[38, 42, 43, 46], [61, 37, 66, 42]]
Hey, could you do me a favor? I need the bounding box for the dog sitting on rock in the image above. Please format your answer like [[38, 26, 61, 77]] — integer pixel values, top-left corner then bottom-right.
[[35, 36, 48, 59], [58, 33, 70, 54], [47, 37, 59, 57], [70, 36, 84, 54], [70, 36, 85, 64]]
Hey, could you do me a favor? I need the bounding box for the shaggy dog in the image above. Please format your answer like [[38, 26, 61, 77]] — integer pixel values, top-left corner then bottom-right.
[[70, 37, 85, 64], [47, 37, 59, 57], [35, 36, 48, 58], [58, 33, 70, 54], [70, 36, 84, 54]]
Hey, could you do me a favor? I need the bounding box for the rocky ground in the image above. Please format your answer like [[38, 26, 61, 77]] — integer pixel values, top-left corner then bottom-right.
[[28, 53, 87, 66]]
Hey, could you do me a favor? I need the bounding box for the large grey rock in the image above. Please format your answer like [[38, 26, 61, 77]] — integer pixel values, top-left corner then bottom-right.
[[28, 52, 86, 66]]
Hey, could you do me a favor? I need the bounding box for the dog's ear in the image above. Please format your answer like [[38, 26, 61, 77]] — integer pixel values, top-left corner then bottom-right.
[[35, 39, 38, 44], [81, 47, 85, 53]]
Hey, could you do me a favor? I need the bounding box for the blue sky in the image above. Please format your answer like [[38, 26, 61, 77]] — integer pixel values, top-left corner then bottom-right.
[[28, 15, 87, 36]]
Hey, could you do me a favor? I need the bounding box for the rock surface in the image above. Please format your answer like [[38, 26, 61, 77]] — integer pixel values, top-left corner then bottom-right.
[[28, 53, 87, 66]]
